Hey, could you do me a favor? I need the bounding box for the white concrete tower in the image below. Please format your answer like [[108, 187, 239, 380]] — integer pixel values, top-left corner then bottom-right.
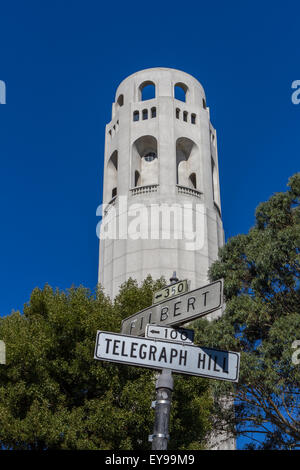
[[98, 68, 224, 298]]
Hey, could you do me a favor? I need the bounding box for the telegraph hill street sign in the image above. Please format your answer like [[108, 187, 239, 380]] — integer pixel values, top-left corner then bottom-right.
[[121, 279, 223, 337], [94, 330, 240, 382]]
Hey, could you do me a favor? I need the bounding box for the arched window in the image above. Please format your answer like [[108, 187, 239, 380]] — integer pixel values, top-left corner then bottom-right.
[[151, 107, 156, 118], [139, 81, 156, 101], [117, 94, 124, 107], [106, 151, 118, 202], [202, 98, 206, 109], [142, 109, 148, 120], [132, 135, 158, 187], [176, 108, 180, 119], [211, 157, 220, 208], [189, 173, 197, 188], [174, 82, 188, 102], [191, 113, 196, 124], [183, 111, 188, 122], [133, 110, 139, 121], [176, 137, 199, 188]]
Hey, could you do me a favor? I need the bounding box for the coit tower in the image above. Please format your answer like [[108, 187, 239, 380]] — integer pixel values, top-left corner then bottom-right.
[[98, 68, 224, 299]]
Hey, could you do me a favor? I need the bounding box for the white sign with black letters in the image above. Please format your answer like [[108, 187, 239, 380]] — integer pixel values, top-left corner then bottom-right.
[[94, 330, 240, 382], [145, 324, 194, 344], [121, 279, 223, 337], [153, 280, 189, 304]]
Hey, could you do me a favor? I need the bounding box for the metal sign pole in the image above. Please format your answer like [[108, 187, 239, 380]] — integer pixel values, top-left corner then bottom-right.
[[149, 272, 178, 450], [149, 369, 173, 450], [0, 340, 5, 365]]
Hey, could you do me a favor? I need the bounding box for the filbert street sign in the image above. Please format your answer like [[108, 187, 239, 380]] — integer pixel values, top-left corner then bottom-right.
[[153, 280, 188, 304], [145, 324, 194, 344], [94, 330, 240, 382], [121, 279, 223, 337]]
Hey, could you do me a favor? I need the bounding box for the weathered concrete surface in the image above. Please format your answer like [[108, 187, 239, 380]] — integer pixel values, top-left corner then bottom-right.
[[98, 68, 224, 298]]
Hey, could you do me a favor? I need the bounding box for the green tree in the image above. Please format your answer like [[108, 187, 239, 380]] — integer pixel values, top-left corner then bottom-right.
[[194, 173, 300, 449], [0, 276, 212, 450]]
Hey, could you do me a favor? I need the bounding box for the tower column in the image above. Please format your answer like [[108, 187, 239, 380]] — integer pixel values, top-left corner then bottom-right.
[[98, 68, 224, 297]]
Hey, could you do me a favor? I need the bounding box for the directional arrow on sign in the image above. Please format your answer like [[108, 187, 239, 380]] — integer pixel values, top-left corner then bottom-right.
[[153, 280, 188, 304], [145, 324, 195, 344]]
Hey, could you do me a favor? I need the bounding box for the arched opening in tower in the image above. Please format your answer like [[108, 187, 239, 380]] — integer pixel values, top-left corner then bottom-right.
[[211, 157, 220, 208], [189, 172, 197, 189], [106, 150, 118, 201], [132, 135, 158, 187], [117, 94, 124, 107], [139, 81, 156, 101], [176, 137, 199, 188], [134, 170, 141, 187], [174, 82, 189, 103]]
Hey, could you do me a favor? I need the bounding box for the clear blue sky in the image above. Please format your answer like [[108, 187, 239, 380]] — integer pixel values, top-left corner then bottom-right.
[[0, 0, 299, 450]]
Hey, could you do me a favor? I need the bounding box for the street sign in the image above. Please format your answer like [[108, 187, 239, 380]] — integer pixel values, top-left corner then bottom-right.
[[121, 279, 223, 337], [94, 331, 240, 382], [145, 324, 194, 344], [153, 280, 188, 304]]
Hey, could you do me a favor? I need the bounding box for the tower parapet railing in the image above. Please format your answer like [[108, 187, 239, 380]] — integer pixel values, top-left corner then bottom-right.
[[176, 184, 203, 198], [130, 184, 159, 196]]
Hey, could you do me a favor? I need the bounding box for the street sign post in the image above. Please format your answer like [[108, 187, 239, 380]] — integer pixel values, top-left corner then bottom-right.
[[145, 324, 194, 344], [121, 279, 223, 337], [153, 280, 188, 304], [0, 340, 5, 365], [94, 330, 240, 382], [94, 276, 235, 450]]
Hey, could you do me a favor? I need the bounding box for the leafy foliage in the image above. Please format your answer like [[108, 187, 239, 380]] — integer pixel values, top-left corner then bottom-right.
[[0, 276, 212, 450], [194, 173, 300, 449]]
